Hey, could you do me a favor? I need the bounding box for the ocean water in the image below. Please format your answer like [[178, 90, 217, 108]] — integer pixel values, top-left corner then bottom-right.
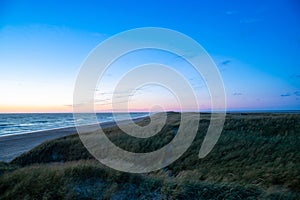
[[0, 113, 148, 137]]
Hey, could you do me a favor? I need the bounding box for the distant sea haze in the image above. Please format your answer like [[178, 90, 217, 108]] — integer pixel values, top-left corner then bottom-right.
[[0, 113, 148, 137]]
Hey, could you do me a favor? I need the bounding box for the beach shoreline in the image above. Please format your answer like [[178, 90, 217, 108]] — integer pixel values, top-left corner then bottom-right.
[[0, 117, 147, 162], [1, 112, 298, 163]]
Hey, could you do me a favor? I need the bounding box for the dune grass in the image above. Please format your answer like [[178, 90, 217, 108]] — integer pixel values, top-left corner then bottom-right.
[[1, 112, 300, 199], [2, 160, 298, 199]]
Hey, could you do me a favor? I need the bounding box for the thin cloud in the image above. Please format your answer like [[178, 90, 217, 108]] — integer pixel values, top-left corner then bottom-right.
[[96, 85, 156, 95], [224, 11, 237, 15], [294, 91, 300, 96], [95, 86, 158, 103], [233, 92, 242, 96], [95, 99, 135, 106], [290, 74, 300, 79], [221, 60, 231, 65], [280, 93, 291, 97], [280, 91, 300, 97]]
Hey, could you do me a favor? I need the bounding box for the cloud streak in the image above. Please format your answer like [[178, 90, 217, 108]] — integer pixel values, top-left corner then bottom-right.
[[233, 92, 243, 96], [280, 93, 291, 97], [221, 60, 231, 65]]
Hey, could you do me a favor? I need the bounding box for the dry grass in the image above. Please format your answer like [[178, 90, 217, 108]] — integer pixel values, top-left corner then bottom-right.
[[1, 112, 300, 199]]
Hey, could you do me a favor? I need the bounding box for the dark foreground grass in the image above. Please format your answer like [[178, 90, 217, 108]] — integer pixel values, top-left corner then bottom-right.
[[1, 160, 297, 200], [1, 112, 300, 199]]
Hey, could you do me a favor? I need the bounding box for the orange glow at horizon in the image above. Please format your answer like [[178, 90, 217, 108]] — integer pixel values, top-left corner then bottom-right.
[[0, 105, 73, 113], [0, 104, 182, 113]]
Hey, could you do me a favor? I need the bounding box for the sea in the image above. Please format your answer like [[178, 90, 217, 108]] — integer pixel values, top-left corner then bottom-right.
[[0, 113, 149, 137]]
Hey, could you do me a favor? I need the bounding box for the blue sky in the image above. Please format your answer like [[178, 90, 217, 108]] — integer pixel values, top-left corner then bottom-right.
[[0, 0, 299, 112]]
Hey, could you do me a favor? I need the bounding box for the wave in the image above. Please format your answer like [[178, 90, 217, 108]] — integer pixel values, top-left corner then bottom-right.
[[0, 113, 149, 137]]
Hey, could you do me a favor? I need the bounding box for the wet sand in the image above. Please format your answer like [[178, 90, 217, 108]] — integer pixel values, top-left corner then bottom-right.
[[0, 117, 146, 162]]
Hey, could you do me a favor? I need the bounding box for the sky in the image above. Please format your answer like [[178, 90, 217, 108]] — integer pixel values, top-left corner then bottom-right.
[[0, 0, 299, 112]]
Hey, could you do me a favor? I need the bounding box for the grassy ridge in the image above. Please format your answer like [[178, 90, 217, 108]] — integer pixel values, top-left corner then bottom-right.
[[0, 160, 270, 200], [1, 112, 300, 199]]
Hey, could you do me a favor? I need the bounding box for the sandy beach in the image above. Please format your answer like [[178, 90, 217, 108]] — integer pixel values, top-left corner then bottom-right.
[[0, 116, 149, 162], [0, 122, 118, 162], [0, 126, 78, 162], [0, 125, 101, 162]]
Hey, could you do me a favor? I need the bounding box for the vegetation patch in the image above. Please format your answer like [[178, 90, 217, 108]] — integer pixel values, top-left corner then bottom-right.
[[1, 112, 300, 199]]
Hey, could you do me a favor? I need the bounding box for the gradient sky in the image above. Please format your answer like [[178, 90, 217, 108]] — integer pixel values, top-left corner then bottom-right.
[[0, 0, 299, 112]]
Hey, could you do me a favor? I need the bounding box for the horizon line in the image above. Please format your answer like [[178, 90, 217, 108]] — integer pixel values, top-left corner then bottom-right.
[[1, 109, 299, 114]]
